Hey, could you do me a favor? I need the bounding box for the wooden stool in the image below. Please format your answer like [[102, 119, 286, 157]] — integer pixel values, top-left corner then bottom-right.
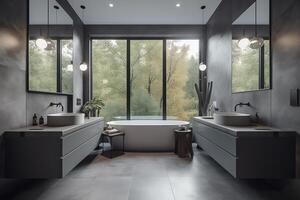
[[174, 129, 193, 158]]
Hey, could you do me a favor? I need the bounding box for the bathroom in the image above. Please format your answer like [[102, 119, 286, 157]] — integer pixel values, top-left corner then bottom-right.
[[1, 0, 300, 199]]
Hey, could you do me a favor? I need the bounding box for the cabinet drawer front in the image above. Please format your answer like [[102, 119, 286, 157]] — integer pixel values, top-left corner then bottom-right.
[[196, 134, 237, 177], [193, 121, 237, 156], [62, 121, 103, 156], [61, 134, 100, 177]]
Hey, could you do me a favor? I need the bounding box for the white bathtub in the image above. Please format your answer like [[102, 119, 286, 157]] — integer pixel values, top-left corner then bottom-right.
[[107, 120, 189, 152]]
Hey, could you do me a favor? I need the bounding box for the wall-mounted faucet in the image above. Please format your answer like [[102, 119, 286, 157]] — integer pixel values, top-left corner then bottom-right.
[[49, 102, 64, 112], [234, 102, 250, 112]]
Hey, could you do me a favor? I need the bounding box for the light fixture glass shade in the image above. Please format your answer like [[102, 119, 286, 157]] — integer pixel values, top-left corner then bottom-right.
[[44, 39, 55, 51], [36, 38, 47, 50], [238, 37, 250, 50], [80, 62, 88, 71], [249, 37, 264, 49], [199, 62, 207, 71]]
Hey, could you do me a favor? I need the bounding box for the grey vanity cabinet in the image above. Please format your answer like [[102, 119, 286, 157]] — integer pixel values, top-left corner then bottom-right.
[[193, 118, 296, 179], [4, 118, 104, 178]]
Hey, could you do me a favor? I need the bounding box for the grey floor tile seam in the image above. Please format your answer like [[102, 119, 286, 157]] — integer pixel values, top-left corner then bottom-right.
[[166, 169, 176, 200]]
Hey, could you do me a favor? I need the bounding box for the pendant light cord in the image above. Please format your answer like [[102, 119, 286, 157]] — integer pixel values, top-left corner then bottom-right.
[[47, 0, 49, 38], [255, 0, 257, 37]]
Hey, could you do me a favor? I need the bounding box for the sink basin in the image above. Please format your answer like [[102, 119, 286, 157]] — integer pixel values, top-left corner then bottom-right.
[[213, 112, 251, 126], [47, 113, 85, 127]]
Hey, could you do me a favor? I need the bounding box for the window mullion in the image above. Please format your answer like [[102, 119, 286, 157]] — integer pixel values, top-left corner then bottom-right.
[[57, 39, 62, 93], [163, 39, 167, 120]]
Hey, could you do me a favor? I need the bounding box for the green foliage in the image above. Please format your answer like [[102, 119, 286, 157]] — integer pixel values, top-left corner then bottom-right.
[[232, 40, 270, 93], [81, 97, 105, 117], [29, 40, 57, 92], [92, 40, 199, 122], [29, 39, 73, 93]]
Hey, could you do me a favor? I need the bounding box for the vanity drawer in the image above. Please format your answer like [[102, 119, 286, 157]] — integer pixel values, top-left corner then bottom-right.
[[197, 134, 237, 177], [193, 121, 237, 156], [61, 134, 100, 177], [62, 121, 103, 156]]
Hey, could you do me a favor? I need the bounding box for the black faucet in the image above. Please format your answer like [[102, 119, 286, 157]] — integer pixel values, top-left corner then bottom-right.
[[49, 102, 64, 112], [234, 102, 250, 112]]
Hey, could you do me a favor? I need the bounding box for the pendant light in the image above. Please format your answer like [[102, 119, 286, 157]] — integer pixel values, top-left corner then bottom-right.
[[79, 4, 87, 71], [249, 0, 264, 49], [199, 5, 207, 72], [44, 0, 55, 51], [238, 29, 250, 50], [35, 1, 47, 49]]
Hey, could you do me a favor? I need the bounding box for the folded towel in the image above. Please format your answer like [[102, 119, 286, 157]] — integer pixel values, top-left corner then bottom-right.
[[104, 128, 120, 134]]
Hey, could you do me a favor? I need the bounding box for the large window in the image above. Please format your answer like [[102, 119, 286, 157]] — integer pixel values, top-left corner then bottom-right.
[[167, 40, 199, 121], [131, 40, 163, 119], [29, 39, 73, 94], [92, 39, 200, 121], [92, 40, 127, 122]]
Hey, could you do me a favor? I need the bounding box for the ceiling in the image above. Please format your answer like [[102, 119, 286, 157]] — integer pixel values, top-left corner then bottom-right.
[[67, 0, 222, 24], [30, 0, 73, 24], [29, 0, 269, 25], [233, 0, 269, 25]]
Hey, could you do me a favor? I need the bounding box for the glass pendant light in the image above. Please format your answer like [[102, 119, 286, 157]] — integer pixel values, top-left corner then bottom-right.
[[45, 4, 59, 51], [238, 28, 250, 50], [35, 2, 47, 49], [238, 37, 251, 50], [250, 0, 264, 49], [199, 5, 207, 72], [36, 38, 47, 50], [80, 62, 88, 71], [79, 4, 87, 71]]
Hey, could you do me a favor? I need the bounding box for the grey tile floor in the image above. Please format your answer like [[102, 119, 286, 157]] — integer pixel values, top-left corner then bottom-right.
[[3, 146, 300, 200]]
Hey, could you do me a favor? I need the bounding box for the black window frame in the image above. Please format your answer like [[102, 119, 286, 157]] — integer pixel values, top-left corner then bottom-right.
[[90, 37, 201, 120], [27, 37, 73, 96]]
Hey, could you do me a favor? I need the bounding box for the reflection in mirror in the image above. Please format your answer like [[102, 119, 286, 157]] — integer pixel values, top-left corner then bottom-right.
[[29, 0, 73, 94], [232, 0, 270, 93]]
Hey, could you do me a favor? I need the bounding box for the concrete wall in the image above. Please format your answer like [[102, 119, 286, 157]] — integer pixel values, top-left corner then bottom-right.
[[206, 0, 300, 175], [0, 0, 84, 196]]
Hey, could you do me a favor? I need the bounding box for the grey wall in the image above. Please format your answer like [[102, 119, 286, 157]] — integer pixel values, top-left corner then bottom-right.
[[206, 0, 300, 175], [0, 0, 27, 181], [72, 23, 84, 112], [0, 0, 84, 196]]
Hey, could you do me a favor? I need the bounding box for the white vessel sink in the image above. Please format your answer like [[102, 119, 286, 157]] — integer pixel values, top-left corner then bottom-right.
[[213, 112, 251, 126], [47, 113, 85, 127]]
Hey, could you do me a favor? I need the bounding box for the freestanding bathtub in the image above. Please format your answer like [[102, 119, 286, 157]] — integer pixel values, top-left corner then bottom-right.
[[107, 120, 189, 152]]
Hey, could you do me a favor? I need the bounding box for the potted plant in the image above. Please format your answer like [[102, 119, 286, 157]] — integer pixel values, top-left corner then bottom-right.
[[81, 97, 105, 118]]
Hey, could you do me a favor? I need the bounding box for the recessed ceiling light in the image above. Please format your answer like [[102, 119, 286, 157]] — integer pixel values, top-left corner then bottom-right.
[[176, 3, 181, 7], [109, 3, 114, 7]]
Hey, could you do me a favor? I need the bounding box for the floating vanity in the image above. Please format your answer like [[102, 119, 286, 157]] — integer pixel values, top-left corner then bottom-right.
[[4, 117, 104, 178], [193, 116, 296, 179]]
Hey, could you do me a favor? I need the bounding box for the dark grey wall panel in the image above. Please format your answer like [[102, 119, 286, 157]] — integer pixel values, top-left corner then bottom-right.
[[26, 93, 68, 125], [271, 0, 300, 131], [206, 0, 232, 112], [0, 0, 27, 180], [72, 23, 84, 112], [206, 0, 300, 175]]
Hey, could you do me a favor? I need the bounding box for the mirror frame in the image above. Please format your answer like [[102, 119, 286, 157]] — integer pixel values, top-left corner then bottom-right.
[[26, 0, 73, 96], [231, 0, 272, 94]]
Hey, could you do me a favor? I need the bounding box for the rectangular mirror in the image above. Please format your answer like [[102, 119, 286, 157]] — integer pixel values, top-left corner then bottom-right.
[[28, 0, 73, 94], [232, 0, 270, 93]]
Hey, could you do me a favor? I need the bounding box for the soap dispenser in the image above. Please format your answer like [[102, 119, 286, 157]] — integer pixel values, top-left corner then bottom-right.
[[32, 113, 38, 126], [39, 116, 44, 126]]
